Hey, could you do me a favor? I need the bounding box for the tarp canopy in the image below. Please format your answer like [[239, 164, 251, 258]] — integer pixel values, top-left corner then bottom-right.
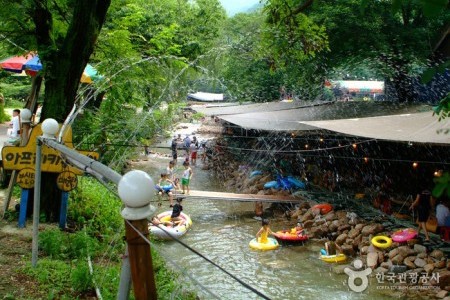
[[187, 92, 224, 102], [193, 100, 325, 116], [195, 101, 449, 144], [301, 112, 449, 145]]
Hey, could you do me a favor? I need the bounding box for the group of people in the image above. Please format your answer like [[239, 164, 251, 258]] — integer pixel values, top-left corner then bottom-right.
[[171, 134, 207, 165], [255, 219, 340, 255], [156, 160, 193, 207], [152, 158, 194, 228]]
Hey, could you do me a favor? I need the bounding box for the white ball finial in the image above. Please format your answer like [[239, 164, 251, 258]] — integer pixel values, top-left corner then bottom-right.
[[21, 108, 32, 123], [118, 170, 155, 220], [41, 118, 59, 139]]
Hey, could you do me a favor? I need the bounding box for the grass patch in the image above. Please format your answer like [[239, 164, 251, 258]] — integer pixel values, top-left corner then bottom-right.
[[12, 178, 198, 299]]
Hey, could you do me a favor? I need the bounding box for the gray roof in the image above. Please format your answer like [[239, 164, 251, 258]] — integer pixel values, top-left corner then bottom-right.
[[192, 100, 316, 116], [194, 101, 449, 144], [302, 112, 450, 145]]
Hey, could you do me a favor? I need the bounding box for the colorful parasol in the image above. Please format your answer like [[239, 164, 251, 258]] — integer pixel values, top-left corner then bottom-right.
[[0, 53, 102, 83]]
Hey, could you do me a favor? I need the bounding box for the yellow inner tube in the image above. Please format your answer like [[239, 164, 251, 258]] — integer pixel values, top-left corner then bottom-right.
[[371, 235, 392, 249], [249, 237, 280, 251], [320, 253, 347, 263]]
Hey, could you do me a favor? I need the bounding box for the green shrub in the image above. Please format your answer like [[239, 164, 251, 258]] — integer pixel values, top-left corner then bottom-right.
[[39, 228, 67, 258], [0, 103, 10, 122], [68, 177, 124, 237], [23, 258, 71, 296], [71, 262, 94, 293]]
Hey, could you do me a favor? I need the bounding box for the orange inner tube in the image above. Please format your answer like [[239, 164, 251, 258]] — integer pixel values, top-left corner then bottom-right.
[[312, 203, 333, 215]]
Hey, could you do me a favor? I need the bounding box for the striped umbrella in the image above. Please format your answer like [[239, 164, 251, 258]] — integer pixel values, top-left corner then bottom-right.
[[0, 53, 102, 83]]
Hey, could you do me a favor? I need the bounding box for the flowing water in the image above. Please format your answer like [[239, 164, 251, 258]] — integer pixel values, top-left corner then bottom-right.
[[137, 153, 402, 300]]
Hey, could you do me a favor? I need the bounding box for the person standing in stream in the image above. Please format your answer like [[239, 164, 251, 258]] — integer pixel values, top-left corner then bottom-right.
[[181, 160, 193, 195]]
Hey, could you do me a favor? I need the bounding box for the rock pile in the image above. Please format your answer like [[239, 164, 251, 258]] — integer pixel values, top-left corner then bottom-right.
[[291, 205, 450, 297]]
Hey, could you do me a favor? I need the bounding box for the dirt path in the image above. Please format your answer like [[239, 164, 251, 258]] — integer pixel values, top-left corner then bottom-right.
[[0, 221, 42, 299]]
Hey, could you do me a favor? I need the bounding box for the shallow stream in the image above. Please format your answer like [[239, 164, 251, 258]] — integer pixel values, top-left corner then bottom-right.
[[136, 154, 403, 300]]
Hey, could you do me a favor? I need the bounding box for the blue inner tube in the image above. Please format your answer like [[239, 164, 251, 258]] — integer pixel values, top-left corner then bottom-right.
[[155, 184, 173, 192], [320, 248, 327, 255], [264, 181, 279, 189], [250, 170, 263, 177], [287, 176, 306, 189]]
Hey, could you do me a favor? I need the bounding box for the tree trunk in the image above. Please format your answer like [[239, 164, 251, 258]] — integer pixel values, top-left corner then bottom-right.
[[33, 0, 111, 220]]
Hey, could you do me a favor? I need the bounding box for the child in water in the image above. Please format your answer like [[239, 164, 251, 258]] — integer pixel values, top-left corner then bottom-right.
[[291, 222, 305, 236], [324, 234, 343, 255], [181, 160, 193, 195], [256, 219, 275, 243], [171, 198, 184, 226], [157, 173, 174, 207]]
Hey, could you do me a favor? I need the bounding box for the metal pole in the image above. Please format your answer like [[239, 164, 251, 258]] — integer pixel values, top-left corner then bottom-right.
[[31, 138, 42, 267], [43, 139, 122, 184], [117, 246, 131, 300]]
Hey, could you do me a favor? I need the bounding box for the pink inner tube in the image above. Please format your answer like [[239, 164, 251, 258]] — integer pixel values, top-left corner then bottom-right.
[[391, 228, 417, 242]]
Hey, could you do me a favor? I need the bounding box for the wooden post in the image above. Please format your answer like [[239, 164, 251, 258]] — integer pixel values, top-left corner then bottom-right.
[[124, 220, 157, 300], [118, 170, 157, 300]]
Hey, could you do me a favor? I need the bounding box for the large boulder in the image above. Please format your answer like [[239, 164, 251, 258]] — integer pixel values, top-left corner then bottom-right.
[[430, 250, 445, 260], [367, 252, 379, 268], [389, 265, 408, 274], [352, 235, 363, 250], [391, 254, 405, 265], [315, 218, 327, 226], [414, 257, 427, 268], [361, 224, 384, 236], [341, 245, 355, 256], [417, 252, 427, 259], [435, 260, 446, 269], [403, 256, 416, 269], [309, 227, 324, 238], [360, 245, 369, 255], [324, 212, 336, 222], [397, 246, 415, 258], [335, 233, 348, 245], [381, 261, 393, 269], [347, 228, 362, 239], [414, 244, 427, 254], [303, 220, 315, 229], [335, 211, 347, 219], [389, 248, 399, 259], [337, 224, 351, 232], [354, 223, 365, 231], [424, 263, 435, 274], [329, 220, 340, 232], [300, 210, 315, 222]]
